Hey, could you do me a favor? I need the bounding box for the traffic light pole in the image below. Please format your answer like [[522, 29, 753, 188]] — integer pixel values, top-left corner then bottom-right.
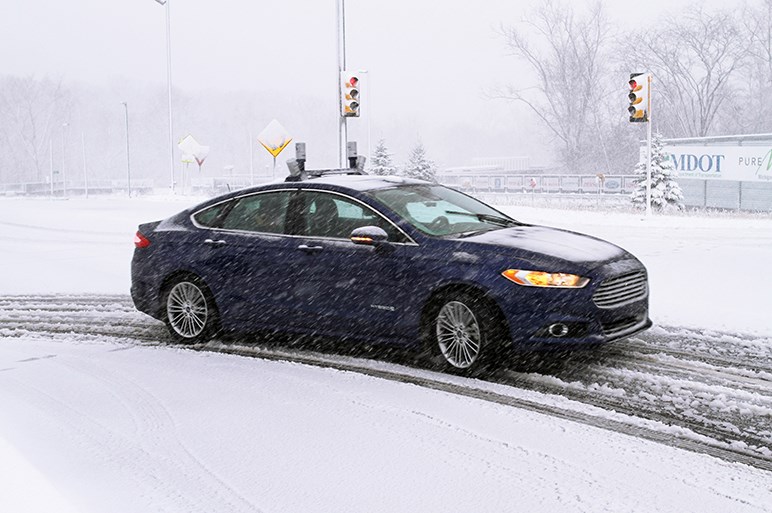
[[336, 0, 348, 168], [645, 74, 652, 217]]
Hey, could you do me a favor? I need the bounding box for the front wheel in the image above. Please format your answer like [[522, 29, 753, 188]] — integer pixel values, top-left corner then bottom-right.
[[425, 291, 501, 373], [164, 277, 219, 344]]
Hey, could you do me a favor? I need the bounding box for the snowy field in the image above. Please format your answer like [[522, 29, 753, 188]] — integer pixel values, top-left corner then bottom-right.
[[0, 196, 771, 512]]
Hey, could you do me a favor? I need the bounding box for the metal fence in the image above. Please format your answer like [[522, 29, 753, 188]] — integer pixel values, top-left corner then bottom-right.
[[439, 174, 635, 195], [2, 173, 770, 212], [441, 173, 772, 212], [0, 179, 155, 197]]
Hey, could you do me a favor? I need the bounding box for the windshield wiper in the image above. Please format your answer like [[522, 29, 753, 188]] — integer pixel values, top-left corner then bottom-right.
[[455, 228, 494, 238], [444, 210, 520, 227]]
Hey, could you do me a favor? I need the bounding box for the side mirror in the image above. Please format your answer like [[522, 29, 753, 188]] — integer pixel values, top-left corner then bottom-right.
[[350, 226, 388, 246]]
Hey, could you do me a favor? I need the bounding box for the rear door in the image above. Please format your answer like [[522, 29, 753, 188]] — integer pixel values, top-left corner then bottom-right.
[[194, 190, 300, 328]]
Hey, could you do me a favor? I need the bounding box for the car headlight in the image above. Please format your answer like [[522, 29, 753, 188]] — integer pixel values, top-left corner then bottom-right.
[[502, 269, 589, 288]]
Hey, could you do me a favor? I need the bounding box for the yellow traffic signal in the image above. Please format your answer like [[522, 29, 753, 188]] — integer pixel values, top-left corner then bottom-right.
[[341, 72, 360, 118], [628, 73, 649, 123]]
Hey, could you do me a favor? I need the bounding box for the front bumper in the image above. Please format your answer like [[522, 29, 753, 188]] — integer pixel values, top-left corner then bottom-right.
[[492, 259, 652, 350]]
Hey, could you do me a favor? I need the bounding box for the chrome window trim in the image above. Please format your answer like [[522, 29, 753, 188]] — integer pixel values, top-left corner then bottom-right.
[[189, 187, 419, 246]]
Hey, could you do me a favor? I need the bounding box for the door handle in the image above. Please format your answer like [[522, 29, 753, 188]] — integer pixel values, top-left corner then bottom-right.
[[204, 239, 227, 246], [297, 244, 324, 253]]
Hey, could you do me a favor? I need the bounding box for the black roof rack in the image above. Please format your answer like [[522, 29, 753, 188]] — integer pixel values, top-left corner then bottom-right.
[[285, 165, 366, 182], [285, 141, 367, 182]]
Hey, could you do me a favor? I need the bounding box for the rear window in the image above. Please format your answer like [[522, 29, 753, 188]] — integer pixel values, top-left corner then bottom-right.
[[193, 201, 231, 228], [220, 192, 290, 234]]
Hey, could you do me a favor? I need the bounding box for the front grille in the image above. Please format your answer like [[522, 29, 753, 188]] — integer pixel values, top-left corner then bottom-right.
[[602, 316, 643, 336], [593, 270, 647, 309]]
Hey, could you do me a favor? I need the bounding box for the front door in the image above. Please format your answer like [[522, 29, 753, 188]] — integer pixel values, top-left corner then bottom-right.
[[288, 190, 418, 341]]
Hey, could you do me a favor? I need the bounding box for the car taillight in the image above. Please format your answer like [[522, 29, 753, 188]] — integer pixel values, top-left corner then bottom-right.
[[134, 231, 151, 248]]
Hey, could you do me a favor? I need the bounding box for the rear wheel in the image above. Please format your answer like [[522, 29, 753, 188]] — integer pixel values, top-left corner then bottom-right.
[[164, 277, 219, 344]]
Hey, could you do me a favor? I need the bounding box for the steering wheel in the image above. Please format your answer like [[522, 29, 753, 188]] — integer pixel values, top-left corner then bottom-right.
[[426, 215, 450, 233]]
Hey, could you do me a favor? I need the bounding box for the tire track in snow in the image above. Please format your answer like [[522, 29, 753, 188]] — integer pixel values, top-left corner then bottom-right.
[[1, 294, 770, 471], [57, 354, 267, 513]]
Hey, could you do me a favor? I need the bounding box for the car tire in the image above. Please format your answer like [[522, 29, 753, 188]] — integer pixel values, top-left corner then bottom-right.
[[424, 291, 501, 373], [163, 276, 220, 344]]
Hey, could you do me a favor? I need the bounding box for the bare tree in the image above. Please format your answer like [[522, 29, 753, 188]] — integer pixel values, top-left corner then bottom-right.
[[746, 0, 772, 84], [497, 0, 612, 172], [0, 75, 68, 182], [620, 6, 750, 137], [722, 0, 772, 134]]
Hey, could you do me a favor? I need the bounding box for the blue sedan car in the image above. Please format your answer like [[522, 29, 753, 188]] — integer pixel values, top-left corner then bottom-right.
[[131, 172, 651, 372]]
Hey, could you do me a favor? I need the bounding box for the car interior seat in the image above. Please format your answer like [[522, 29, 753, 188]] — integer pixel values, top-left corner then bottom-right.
[[308, 196, 340, 237]]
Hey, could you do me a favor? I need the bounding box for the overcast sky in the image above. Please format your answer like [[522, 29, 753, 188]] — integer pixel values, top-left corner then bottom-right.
[[2, 0, 734, 169]]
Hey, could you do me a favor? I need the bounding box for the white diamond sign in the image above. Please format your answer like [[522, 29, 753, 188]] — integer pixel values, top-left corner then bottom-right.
[[178, 134, 201, 157], [257, 119, 292, 158], [178, 135, 210, 167]]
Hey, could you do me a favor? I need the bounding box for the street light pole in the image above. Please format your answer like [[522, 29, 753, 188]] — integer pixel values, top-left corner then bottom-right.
[[154, 0, 175, 193], [249, 129, 254, 186], [122, 102, 132, 197]]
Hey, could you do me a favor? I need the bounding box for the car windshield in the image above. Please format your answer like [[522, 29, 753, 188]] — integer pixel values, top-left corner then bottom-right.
[[368, 184, 521, 237]]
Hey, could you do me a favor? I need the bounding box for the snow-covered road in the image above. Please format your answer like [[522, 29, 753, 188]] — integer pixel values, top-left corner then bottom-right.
[[2, 329, 771, 513], [2, 294, 770, 470]]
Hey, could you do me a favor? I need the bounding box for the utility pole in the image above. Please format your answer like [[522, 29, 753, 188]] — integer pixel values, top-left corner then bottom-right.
[[49, 139, 54, 197], [358, 69, 372, 161], [82, 132, 89, 198], [628, 73, 652, 216], [249, 129, 254, 186], [122, 102, 132, 197], [61, 122, 69, 197], [164, 0, 174, 194], [645, 74, 653, 217]]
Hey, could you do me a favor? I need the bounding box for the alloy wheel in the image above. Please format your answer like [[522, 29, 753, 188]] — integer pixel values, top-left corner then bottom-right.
[[166, 281, 209, 339], [435, 300, 482, 369]]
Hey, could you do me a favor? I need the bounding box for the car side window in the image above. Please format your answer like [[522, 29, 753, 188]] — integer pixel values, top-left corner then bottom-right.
[[193, 201, 231, 228], [299, 191, 405, 242], [220, 191, 290, 234]]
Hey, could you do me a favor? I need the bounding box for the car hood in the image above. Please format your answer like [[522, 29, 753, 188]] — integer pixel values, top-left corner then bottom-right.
[[456, 225, 626, 264]]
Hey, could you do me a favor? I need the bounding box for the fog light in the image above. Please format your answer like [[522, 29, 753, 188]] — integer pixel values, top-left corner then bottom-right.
[[548, 323, 569, 338]]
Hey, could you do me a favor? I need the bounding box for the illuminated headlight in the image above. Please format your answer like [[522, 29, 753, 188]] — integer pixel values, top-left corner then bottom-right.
[[502, 269, 589, 288]]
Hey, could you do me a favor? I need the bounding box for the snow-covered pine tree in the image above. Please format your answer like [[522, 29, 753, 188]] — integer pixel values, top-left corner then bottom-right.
[[368, 139, 397, 176], [631, 132, 685, 211], [403, 141, 438, 182]]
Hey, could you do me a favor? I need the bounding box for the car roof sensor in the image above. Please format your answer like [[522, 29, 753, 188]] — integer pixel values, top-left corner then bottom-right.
[[285, 141, 367, 182]]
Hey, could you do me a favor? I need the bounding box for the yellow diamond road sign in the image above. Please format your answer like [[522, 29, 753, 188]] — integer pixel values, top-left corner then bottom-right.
[[257, 119, 292, 158]]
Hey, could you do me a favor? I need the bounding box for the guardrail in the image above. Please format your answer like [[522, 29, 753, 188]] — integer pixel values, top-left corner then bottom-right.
[[1, 179, 166, 197]]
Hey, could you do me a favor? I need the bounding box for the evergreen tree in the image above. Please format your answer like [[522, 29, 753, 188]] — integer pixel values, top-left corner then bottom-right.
[[631, 132, 685, 211], [368, 139, 397, 176], [402, 141, 438, 182]]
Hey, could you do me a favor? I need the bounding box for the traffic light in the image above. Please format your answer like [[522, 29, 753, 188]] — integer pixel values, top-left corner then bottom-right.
[[628, 73, 649, 122], [341, 72, 360, 117]]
